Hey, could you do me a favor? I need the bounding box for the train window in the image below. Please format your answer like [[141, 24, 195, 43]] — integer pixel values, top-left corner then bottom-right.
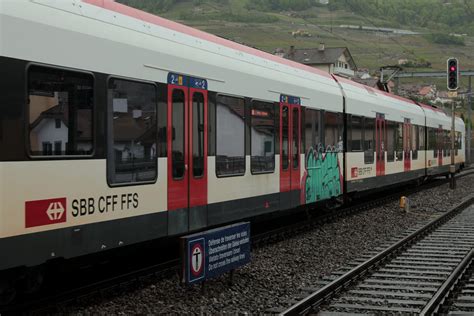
[[350, 115, 363, 151], [324, 112, 341, 152], [428, 128, 436, 157], [444, 130, 449, 157], [455, 131, 461, 155], [208, 93, 216, 157], [28, 65, 93, 156], [216, 95, 245, 176], [364, 117, 374, 164], [304, 109, 321, 153], [192, 93, 205, 178], [456, 132, 460, 150], [436, 128, 440, 157], [282, 106, 289, 170], [386, 121, 395, 162], [412, 125, 418, 160], [42, 142, 52, 156], [292, 107, 299, 169], [157, 84, 168, 158], [251, 100, 275, 173], [108, 78, 157, 185], [395, 123, 403, 161], [419, 126, 425, 150], [171, 90, 186, 179]]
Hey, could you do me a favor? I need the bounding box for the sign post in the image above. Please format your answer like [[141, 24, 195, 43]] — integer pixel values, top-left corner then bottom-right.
[[181, 222, 251, 286]]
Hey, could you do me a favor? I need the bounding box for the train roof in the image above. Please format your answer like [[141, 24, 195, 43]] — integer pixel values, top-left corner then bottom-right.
[[334, 75, 426, 125], [334, 75, 464, 131], [81, 0, 333, 80], [0, 0, 344, 111]]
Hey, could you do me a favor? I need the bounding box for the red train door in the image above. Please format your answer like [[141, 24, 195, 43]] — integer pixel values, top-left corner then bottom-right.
[[404, 119, 411, 172], [167, 85, 208, 211], [280, 101, 301, 204], [376, 114, 386, 176]]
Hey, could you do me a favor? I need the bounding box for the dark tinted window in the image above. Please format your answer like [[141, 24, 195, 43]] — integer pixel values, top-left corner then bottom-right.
[[444, 130, 450, 157], [251, 100, 275, 173], [304, 109, 321, 153], [282, 106, 289, 170], [386, 121, 396, 162], [292, 107, 299, 169], [171, 90, 185, 179], [428, 127, 436, 152], [412, 125, 419, 160], [455, 131, 461, 155], [28, 65, 93, 156], [216, 95, 245, 176], [325, 112, 342, 152], [396, 123, 403, 161], [157, 84, 168, 158], [192, 93, 205, 178], [42, 142, 52, 156], [350, 115, 362, 151], [419, 126, 425, 150], [304, 109, 323, 151], [108, 78, 157, 184], [364, 117, 374, 164]]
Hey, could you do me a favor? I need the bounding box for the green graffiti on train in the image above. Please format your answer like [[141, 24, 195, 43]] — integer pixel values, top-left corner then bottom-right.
[[304, 147, 342, 204]]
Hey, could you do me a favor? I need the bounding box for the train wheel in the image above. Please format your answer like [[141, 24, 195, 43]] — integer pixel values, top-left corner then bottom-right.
[[22, 267, 44, 294], [0, 282, 16, 306]]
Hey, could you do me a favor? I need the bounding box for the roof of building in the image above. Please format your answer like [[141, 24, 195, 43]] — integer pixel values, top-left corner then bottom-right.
[[30, 104, 93, 140], [283, 47, 357, 69], [418, 86, 434, 96]]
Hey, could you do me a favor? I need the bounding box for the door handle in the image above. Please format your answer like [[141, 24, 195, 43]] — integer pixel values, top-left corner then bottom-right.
[[185, 164, 188, 171]]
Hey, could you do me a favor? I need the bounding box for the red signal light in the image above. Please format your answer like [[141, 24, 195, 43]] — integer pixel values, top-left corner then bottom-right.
[[447, 58, 459, 91]]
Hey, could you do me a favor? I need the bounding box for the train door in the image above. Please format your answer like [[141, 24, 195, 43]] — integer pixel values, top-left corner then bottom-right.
[[376, 114, 386, 176], [280, 102, 301, 208], [404, 119, 411, 171], [167, 84, 208, 227]]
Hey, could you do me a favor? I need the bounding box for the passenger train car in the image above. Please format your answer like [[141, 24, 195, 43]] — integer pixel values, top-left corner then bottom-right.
[[0, 0, 465, 293]]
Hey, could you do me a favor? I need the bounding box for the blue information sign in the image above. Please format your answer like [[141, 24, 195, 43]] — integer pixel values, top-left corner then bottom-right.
[[189, 77, 208, 90], [280, 94, 301, 105], [181, 222, 251, 285], [168, 73, 207, 90], [167, 73, 188, 87]]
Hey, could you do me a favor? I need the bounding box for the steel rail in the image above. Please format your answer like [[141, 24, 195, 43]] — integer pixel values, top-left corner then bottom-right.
[[280, 194, 474, 316], [420, 249, 474, 315]]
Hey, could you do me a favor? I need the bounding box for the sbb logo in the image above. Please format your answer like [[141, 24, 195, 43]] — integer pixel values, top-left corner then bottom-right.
[[25, 198, 67, 228], [351, 167, 358, 178]]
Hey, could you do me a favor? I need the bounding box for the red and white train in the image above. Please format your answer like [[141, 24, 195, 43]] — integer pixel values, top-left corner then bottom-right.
[[0, 0, 465, 291]]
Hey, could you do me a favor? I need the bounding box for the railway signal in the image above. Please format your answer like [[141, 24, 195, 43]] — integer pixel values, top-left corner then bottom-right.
[[447, 58, 459, 91]]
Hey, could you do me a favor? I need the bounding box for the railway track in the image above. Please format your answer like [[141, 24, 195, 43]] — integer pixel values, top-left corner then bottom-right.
[[438, 253, 474, 315], [3, 169, 474, 314], [279, 194, 474, 315]]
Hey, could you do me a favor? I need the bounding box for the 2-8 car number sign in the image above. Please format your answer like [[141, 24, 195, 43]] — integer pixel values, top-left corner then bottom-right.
[[181, 222, 251, 285]]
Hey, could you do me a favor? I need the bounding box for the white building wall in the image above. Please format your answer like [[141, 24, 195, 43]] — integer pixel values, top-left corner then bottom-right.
[[32, 119, 68, 152]]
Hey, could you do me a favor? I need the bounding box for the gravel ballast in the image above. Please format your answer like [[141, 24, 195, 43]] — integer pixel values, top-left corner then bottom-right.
[[69, 174, 474, 314]]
